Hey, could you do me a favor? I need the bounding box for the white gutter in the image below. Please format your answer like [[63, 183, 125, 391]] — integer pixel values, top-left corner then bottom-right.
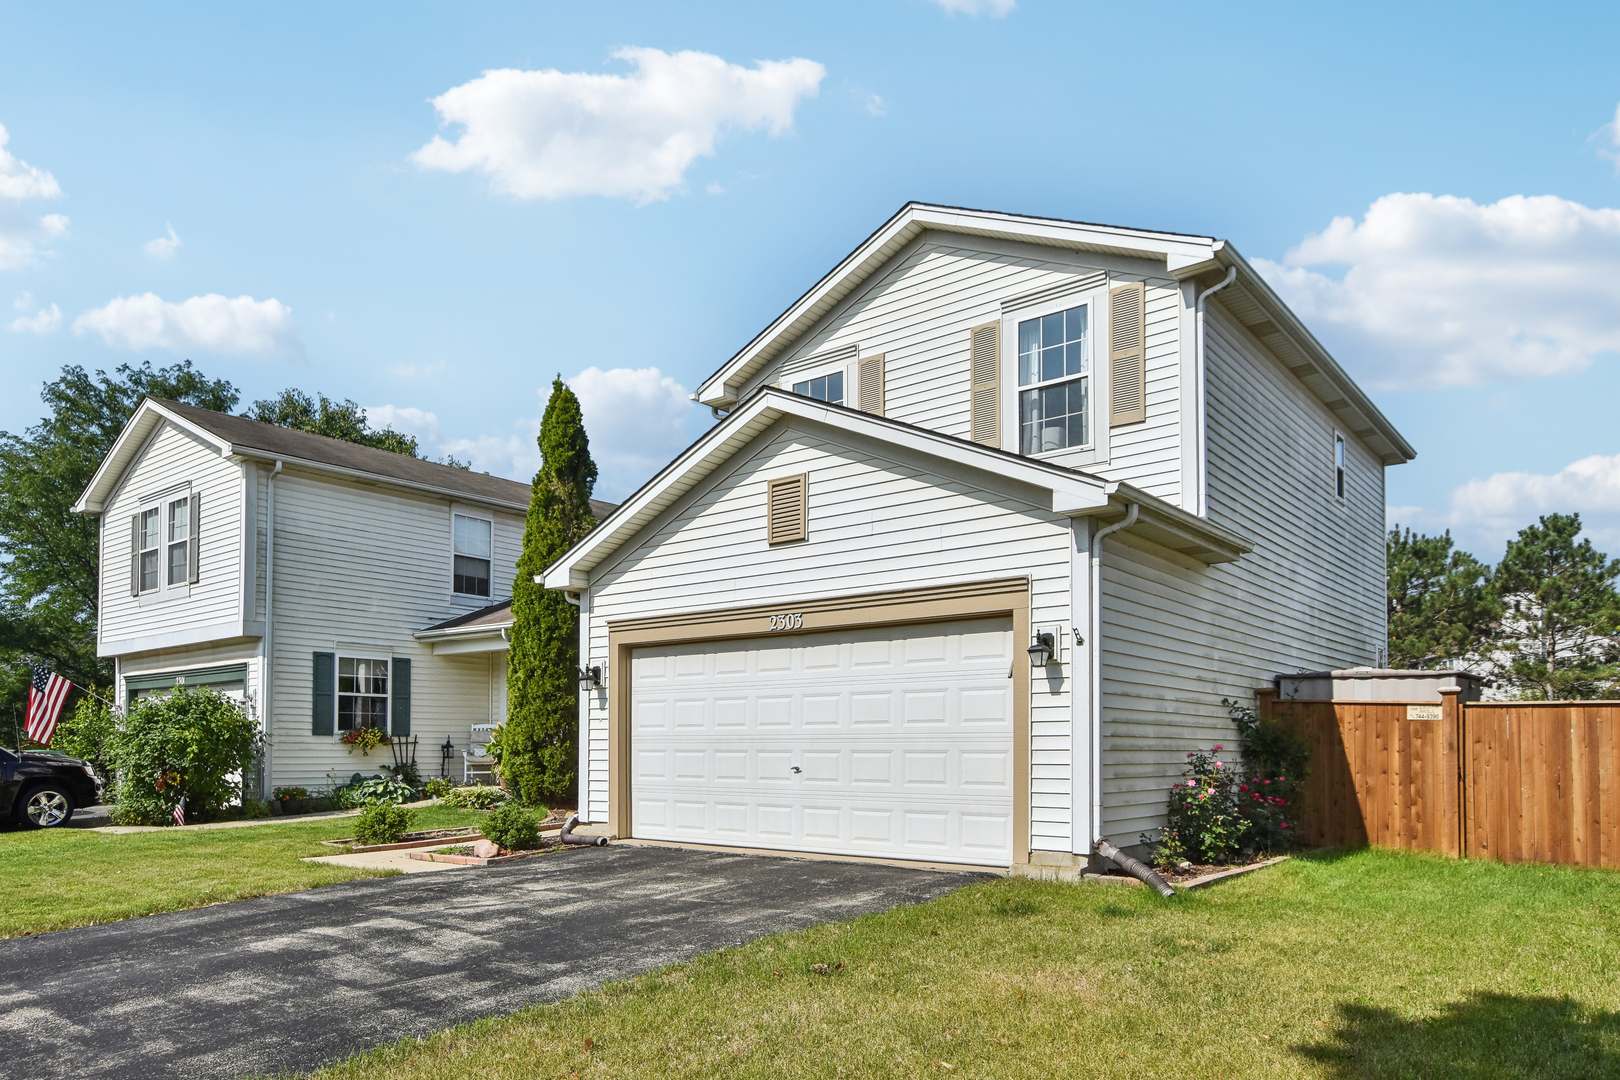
[[1088, 502, 1138, 854], [260, 460, 282, 794], [1193, 267, 1237, 517]]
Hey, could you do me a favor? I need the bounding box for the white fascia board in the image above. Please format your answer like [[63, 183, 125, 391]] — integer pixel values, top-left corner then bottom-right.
[[695, 203, 1220, 408], [424, 635, 509, 655], [542, 387, 1112, 590], [74, 399, 233, 514], [413, 620, 514, 643]]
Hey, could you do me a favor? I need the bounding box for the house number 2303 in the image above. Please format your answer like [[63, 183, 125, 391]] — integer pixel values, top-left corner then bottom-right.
[[768, 613, 804, 631]]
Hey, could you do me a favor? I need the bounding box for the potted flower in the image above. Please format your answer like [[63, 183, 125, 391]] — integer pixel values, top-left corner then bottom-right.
[[340, 727, 388, 755], [273, 786, 310, 815]]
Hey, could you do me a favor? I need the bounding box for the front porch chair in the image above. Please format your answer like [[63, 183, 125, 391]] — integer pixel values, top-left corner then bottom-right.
[[463, 723, 497, 785]]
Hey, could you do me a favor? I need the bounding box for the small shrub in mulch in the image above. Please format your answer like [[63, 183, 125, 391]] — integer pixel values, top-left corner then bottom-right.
[[480, 805, 541, 851], [354, 803, 416, 846]]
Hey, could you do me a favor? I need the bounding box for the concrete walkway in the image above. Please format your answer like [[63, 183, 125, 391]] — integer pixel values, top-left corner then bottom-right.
[[0, 844, 983, 1080]]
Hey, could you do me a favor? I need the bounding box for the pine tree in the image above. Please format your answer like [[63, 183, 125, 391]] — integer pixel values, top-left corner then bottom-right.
[[504, 378, 598, 806], [1491, 513, 1620, 700], [1386, 527, 1499, 669]]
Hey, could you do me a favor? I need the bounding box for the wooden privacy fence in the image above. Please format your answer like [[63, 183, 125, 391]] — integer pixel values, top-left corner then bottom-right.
[[1259, 692, 1620, 868]]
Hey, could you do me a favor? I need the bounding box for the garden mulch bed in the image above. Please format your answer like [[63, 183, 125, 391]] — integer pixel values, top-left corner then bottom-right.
[[322, 828, 480, 853], [1088, 854, 1290, 890], [409, 840, 569, 866]]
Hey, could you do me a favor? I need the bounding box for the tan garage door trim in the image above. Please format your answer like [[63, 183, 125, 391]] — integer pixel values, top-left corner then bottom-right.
[[607, 576, 1031, 865]]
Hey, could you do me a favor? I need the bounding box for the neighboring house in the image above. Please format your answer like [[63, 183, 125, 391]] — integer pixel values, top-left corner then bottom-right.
[[543, 203, 1414, 874], [73, 399, 613, 794]]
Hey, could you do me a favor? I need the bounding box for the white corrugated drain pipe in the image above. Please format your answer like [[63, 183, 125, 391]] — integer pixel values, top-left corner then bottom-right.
[[1088, 501, 1138, 859]]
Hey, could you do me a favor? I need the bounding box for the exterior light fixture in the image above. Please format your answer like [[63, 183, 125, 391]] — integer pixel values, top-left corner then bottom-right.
[[578, 664, 603, 690], [1027, 631, 1055, 668]]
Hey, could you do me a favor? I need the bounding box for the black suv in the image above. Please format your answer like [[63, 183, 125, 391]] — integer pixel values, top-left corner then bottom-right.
[[1, 746, 102, 828]]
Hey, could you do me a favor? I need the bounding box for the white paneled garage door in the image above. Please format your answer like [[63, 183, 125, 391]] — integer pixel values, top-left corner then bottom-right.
[[631, 617, 1014, 865]]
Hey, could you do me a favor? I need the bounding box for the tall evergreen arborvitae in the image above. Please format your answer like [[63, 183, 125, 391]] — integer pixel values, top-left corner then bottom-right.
[[504, 378, 598, 805], [1491, 513, 1620, 700]]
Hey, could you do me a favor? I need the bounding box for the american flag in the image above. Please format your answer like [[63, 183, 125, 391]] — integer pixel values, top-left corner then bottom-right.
[[173, 796, 186, 827], [25, 663, 72, 747]]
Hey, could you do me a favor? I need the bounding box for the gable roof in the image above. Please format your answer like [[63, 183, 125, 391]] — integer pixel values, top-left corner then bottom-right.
[[74, 397, 619, 519], [541, 387, 1251, 591], [694, 202, 1415, 467]]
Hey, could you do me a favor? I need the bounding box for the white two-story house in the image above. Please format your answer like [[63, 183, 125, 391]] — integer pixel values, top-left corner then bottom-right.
[[543, 203, 1414, 874], [73, 401, 611, 795]]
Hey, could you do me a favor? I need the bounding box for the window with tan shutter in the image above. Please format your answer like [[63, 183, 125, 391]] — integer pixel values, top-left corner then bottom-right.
[[1016, 303, 1090, 454], [969, 322, 1000, 445], [1108, 282, 1146, 426], [766, 474, 807, 545], [858, 353, 885, 414]]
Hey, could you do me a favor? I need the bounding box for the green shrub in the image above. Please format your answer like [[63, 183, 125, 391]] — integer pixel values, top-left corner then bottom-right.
[[480, 804, 540, 850], [54, 691, 117, 779], [354, 802, 415, 846], [1224, 698, 1311, 852], [108, 688, 262, 825], [351, 775, 414, 805], [441, 785, 509, 810], [424, 777, 454, 799]]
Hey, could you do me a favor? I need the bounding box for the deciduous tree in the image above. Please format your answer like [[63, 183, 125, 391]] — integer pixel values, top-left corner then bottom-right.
[[504, 378, 598, 806]]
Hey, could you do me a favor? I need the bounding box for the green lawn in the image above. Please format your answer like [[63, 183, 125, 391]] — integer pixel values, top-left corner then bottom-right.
[[0, 804, 486, 938], [308, 849, 1620, 1080]]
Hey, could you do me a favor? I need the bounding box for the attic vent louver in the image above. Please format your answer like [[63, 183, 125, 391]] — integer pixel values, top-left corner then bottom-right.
[[766, 474, 807, 545]]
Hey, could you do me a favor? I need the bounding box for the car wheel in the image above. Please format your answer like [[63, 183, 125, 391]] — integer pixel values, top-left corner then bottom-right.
[[16, 785, 74, 829]]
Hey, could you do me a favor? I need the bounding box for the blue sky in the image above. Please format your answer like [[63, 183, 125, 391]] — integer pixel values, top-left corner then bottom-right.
[[4, 1, 1619, 562]]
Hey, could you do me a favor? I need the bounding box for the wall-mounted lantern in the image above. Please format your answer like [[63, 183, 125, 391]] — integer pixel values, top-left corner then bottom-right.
[[1027, 631, 1056, 668], [578, 664, 603, 690]]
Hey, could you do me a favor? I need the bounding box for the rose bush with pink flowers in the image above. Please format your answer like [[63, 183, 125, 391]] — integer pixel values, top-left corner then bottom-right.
[[1150, 745, 1251, 866]]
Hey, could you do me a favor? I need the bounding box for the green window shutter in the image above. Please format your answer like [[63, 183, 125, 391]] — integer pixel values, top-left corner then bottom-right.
[[391, 657, 411, 736], [312, 651, 335, 736], [187, 492, 201, 584], [129, 513, 141, 597]]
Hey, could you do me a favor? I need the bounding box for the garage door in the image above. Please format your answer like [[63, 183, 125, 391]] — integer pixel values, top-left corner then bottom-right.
[[631, 617, 1014, 865]]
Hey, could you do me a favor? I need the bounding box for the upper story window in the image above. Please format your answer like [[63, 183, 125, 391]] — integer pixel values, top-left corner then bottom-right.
[[167, 496, 190, 586], [138, 507, 161, 593], [453, 513, 492, 598], [1017, 304, 1090, 455], [338, 656, 388, 732], [791, 371, 844, 405], [1334, 435, 1346, 499]]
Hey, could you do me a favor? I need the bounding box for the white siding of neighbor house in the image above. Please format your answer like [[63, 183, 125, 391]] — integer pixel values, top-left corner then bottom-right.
[[1095, 303, 1387, 841], [581, 418, 1084, 850], [261, 467, 524, 790], [742, 233, 1186, 506], [98, 422, 245, 651]]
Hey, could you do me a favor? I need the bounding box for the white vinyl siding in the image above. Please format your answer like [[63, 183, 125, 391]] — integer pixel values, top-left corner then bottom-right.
[[262, 470, 522, 789], [99, 424, 242, 649], [583, 419, 1080, 849], [751, 235, 1184, 503], [1095, 305, 1386, 840]]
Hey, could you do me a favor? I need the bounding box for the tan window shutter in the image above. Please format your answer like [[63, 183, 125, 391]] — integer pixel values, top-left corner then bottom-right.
[[187, 492, 201, 584], [969, 321, 999, 445], [129, 513, 141, 597], [858, 354, 885, 415], [1109, 282, 1147, 426], [766, 474, 807, 545]]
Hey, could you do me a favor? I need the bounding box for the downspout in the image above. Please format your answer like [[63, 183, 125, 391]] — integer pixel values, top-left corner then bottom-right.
[[261, 460, 282, 795], [1193, 267, 1237, 517], [710, 405, 729, 421], [1089, 501, 1138, 858]]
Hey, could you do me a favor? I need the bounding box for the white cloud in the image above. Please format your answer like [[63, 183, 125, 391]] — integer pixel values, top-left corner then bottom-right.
[[10, 302, 61, 335], [1394, 453, 1620, 557], [865, 94, 888, 117], [0, 123, 60, 201], [144, 223, 181, 259], [0, 123, 67, 271], [927, 0, 1016, 15], [412, 48, 825, 203], [705, 182, 725, 196], [1596, 101, 1620, 173], [74, 293, 300, 357], [1254, 192, 1620, 390], [568, 366, 704, 498]]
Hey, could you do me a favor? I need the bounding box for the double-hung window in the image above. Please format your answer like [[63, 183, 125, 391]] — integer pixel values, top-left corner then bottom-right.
[[138, 507, 161, 593], [1334, 435, 1346, 499], [167, 497, 190, 586], [453, 514, 492, 598], [338, 657, 388, 732], [1017, 305, 1090, 455], [791, 371, 844, 405]]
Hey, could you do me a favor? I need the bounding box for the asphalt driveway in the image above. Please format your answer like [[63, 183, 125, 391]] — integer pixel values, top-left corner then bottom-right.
[[0, 844, 983, 1080]]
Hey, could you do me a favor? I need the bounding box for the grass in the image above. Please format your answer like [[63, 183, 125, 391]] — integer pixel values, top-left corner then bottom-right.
[[0, 803, 487, 938], [306, 849, 1620, 1080]]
